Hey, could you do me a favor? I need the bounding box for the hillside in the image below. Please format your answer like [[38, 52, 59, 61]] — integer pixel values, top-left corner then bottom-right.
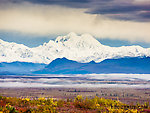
[[34, 57, 150, 74]]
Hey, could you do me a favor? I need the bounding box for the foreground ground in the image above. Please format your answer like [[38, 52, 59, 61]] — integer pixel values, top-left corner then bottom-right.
[[0, 94, 150, 113], [0, 87, 150, 105]]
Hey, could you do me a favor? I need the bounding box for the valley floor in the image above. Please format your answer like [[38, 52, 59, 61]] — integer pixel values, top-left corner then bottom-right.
[[0, 87, 150, 105]]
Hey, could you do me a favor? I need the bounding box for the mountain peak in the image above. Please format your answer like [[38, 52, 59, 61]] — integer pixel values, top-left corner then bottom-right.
[[55, 32, 78, 43], [67, 32, 77, 37], [0, 32, 150, 64], [81, 33, 93, 39], [54, 32, 101, 49]]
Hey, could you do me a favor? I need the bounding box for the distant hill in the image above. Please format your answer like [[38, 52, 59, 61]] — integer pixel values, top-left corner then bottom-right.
[[34, 57, 150, 74], [0, 62, 46, 75]]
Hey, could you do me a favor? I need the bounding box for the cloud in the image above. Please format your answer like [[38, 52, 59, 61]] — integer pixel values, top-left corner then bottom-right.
[[86, 0, 150, 21], [0, 2, 150, 43], [0, 0, 150, 21]]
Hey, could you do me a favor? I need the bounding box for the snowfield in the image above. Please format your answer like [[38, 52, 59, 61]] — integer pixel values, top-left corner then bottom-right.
[[0, 32, 150, 64]]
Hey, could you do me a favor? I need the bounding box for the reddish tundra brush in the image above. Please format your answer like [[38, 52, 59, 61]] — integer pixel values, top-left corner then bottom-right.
[[0, 95, 150, 113]]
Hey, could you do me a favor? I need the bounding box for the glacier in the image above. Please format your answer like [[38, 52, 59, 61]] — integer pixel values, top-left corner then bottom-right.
[[0, 32, 150, 64]]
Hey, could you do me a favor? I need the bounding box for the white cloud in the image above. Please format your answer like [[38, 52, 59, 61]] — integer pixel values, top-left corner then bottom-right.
[[0, 2, 150, 42]]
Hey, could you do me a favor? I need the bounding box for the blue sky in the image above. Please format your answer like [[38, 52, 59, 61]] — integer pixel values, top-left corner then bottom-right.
[[0, 0, 150, 47]]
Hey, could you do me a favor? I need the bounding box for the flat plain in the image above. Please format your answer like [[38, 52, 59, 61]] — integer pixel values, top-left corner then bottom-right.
[[0, 87, 150, 105]]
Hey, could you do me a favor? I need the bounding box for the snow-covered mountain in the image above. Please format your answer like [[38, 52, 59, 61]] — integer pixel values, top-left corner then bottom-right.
[[0, 32, 150, 64]]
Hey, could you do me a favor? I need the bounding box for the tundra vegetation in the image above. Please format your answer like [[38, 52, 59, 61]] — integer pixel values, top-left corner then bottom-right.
[[0, 95, 150, 113]]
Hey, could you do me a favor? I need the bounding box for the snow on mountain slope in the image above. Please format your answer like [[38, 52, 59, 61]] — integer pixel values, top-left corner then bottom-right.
[[0, 39, 48, 63], [0, 32, 150, 64]]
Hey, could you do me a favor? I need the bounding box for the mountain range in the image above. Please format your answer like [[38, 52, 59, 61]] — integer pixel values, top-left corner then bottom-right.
[[0, 56, 150, 74], [0, 62, 46, 74], [0, 32, 150, 64], [0, 32, 150, 74], [34, 57, 150, 74]]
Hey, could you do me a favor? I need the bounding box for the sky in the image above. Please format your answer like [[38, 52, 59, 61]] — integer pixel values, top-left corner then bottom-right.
[[0, 0, 150, 47]]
